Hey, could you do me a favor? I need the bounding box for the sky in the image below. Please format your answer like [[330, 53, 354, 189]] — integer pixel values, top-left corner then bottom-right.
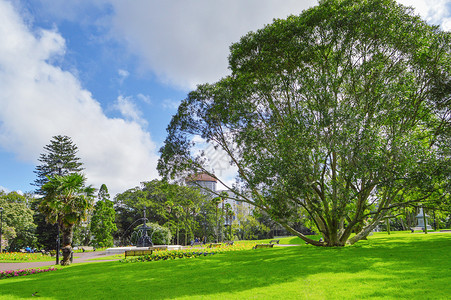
[[0, 0, 450, 197]]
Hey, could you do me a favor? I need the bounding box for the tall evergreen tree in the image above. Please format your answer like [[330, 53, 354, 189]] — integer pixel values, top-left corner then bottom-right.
[[33, 135, 84, 249], [33, 135, 84, 193]]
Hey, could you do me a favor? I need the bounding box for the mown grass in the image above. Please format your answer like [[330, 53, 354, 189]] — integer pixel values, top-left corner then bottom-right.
[[0, 232, 449, 299], [85, 254, 123, 261]]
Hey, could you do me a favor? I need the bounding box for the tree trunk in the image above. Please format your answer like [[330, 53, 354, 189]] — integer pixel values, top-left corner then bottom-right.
[[60, 224, 74, 266], [348, 215, 384, 245]]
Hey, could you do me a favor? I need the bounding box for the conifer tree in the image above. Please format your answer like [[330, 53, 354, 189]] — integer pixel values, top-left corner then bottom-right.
[[33, 135, 84, 249], [33, 135, 84, 193]]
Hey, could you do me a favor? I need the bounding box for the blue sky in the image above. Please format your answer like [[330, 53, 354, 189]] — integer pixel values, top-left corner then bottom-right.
[[0, 0, 449, 197]]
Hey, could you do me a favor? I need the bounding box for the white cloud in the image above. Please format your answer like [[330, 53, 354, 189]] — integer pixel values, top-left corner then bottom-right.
[[137, 93, 151, 104], [161, 99, 181, 111], [113, 95, 148, 127], [117, 68, 129, 84], [0, 186, 10, 193], [107, 0, 317, 89], [105, 0, 450, 90], [397, 0, 451, 30], [0, 0, 159, 196]]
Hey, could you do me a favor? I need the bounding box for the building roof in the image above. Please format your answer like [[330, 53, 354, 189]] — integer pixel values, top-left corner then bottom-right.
[[186, 173, 217, 182]]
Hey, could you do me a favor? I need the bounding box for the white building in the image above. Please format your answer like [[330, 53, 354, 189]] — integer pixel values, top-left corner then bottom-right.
[[218, 189, 253, 223]]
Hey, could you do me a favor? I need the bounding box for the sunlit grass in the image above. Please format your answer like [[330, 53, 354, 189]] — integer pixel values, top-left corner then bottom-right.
[[85, 254, 123, 261], [0, 232, 449, 299]]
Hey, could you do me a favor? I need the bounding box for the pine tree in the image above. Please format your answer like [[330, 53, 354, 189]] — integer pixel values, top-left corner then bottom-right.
[[33, 135, 84, 250], [33, 135, 84, 193]]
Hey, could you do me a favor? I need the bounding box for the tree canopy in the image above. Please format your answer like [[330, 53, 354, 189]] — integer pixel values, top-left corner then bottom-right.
[[114, 180, 215, 245], [91, 184, 117, 248], [159, 0, 450, 246], [0, 191, 36, 250]]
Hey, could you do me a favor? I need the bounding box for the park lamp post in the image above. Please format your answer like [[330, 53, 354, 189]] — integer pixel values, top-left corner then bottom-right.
[[0, 207, 3, 253], [55, 159, 63, 265]]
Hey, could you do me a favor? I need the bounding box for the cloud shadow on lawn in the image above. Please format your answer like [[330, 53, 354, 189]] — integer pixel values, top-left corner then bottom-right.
[[0, 233, 449, 299]]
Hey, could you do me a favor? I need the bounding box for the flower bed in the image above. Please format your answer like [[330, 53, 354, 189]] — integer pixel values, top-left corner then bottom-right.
[[0, 267, 58, 280], [121, 244, 252, 263], [0, 252, 51, 262]]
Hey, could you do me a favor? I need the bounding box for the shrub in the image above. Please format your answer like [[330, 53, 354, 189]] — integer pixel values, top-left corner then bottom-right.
[[0, 267, 58, 280], [132, 222, 172, 245]]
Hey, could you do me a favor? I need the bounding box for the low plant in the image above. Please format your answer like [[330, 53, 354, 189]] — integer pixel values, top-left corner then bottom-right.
[[121, 244, 251, 263], [0, 252, 53, 262], [0, 267, 58, 280]]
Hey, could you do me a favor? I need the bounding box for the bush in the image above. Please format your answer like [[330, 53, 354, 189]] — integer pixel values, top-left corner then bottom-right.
[[0, 267, 57, 280], [132, 223, 172, 245]]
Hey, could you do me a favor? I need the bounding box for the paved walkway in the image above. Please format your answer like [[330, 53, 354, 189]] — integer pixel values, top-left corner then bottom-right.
[[0, 250, 115, 272]]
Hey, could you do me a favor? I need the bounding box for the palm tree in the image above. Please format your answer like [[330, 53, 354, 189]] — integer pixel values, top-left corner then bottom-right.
[[212, 191, 228, 242], [212, 196, 222, 242], [224, 204, 234, 239], [39, 173, 95, 266]]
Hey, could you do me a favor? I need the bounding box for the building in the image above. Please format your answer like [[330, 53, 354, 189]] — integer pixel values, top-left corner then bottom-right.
[[185, 173, 217, 196], [218, 189, 254, 223], [185, 173, 253, 222]]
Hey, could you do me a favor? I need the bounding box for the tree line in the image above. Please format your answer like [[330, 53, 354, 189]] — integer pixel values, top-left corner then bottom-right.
[[0, 135, 273, 265]]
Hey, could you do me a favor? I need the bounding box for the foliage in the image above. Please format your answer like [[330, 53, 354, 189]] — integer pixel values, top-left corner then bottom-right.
[[33, 135, 84, 193], [131, 222, 172, 245], [232, 214, 270, 240], [159, 0, 451, 246], [39, 173, 95, 265], [114, 180, 214, 246], [121, 243, 248, 263], [121, 249, 217, 263], [0, 267, 57, 280], [0, 191, 36, 250], [33, 135, 84, 249], [91, 184, 117, 248]]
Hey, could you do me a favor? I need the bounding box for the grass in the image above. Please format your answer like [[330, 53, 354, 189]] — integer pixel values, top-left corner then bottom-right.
[[0, 232, 449, 299], [86, 254, 123, 261]]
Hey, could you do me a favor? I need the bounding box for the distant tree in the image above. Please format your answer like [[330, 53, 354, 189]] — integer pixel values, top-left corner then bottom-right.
[[0, 191, 36, 250], [159, 0, 450, 246], [31, 197, 58, 250], [39, 173, 95, 266], [33, 135, 83, 193], [114, 180, 211, 245], [91, 184, 117, 248], [232, 213, 270, 241]]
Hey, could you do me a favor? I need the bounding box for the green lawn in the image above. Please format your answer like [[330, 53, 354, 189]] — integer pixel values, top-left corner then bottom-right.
[[0, 232, 450, 299]]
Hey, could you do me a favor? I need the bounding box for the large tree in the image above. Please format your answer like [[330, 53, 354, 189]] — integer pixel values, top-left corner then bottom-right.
[[39, 173, 95, 265], [0, 191, 36, 250], [159, 0, 450, 246]]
